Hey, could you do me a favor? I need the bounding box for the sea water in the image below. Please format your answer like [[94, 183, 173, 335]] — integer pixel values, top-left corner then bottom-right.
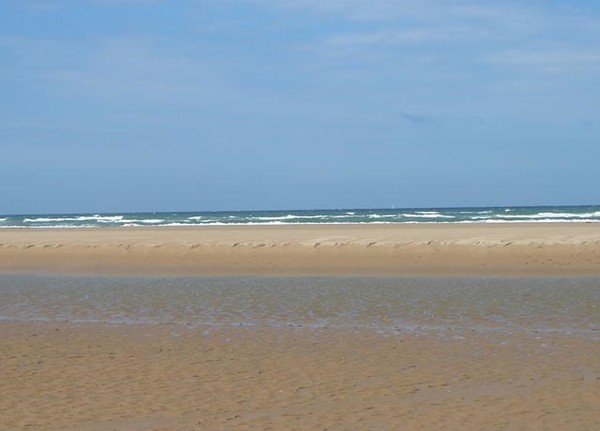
[[1, 205, 600, 228], [1, 275, 598, 339]]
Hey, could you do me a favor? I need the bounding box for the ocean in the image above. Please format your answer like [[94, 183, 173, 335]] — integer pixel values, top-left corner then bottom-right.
[[1, 205, 600, 228], [1, 275, 598, 339]]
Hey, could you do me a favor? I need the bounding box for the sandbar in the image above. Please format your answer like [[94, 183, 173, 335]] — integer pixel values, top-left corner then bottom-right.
[[1, 223, 599, 275]]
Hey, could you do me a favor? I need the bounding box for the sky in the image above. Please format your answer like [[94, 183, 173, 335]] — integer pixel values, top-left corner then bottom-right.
[[1, 0, 599, 214]]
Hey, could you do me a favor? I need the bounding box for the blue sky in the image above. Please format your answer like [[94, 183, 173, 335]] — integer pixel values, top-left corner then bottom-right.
[[1, 0, 599, 213]]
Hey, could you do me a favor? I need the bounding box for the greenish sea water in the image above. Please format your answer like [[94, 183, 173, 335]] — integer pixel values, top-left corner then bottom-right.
[[1, 205, 600, 228]]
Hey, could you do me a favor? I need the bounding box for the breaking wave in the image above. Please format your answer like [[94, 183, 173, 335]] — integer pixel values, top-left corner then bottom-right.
[[2, 206, 599, 228]]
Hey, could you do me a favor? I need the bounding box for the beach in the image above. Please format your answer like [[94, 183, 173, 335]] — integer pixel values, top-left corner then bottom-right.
[[3, 0, 600, 426], [2, 321, 598, 431], [1, 224, 599, 430], [1, 223, 600, 276]]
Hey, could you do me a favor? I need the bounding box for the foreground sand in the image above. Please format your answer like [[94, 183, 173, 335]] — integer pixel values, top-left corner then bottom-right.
[[1, 321, 598, 431], [1, 223, 600, 275]]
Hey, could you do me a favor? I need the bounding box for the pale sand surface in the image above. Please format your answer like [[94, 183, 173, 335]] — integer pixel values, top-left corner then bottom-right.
[[1, 321, 598, 431], [1, 223, 600, 275]]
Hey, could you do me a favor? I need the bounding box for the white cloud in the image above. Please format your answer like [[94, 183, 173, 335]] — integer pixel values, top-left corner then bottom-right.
[[49, 38, 216, 103], [247, 0, 543, 25], [303, 25, 490, 60], [489, 48, 600, 73], [22, 1, 60, 11], [0, 36, 223, 105], [20, 0, 161, 10], [319, 25, 487, 49], [276, 0, 600, 78]]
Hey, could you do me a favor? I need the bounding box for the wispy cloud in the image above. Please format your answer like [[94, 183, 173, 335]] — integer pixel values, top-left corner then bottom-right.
[[21, 1, 60, 11], [280, 0, 600, 81], [1, 36, 218, 104], [489, 48, 600, 71], [47, 37, 212, 103], [400, 112, 433, 124], [248, 0, 445, 22], [310, 25, 488, 58], [83, 0, 161, 4], [252, 1, 598, 40], [20, 0, 161, 10], [249, 0, 546, 26], [4, 0, 600, 128]]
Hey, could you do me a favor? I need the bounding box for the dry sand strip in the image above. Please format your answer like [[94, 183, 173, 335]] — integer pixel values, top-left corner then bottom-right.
[[1, 223, 600, 275], [1, 321, 598, 431]]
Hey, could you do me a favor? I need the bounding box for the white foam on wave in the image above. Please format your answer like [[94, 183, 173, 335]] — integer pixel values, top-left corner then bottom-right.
[[402, 213, 455, 219], [7, 217, 600, 229], [470, 211, 600, 220], [187, 216, 222, 222], [94, 216, 125, 223], [239, 214, 360, 222], [458, 219, 600, 224], [24, 215, 124, 223], [0, 224, 99, 229], [122, 219, 165, 224], [8, 208, 600, 228], [248, 214, 329, 221], [253, 214, 358, 220], [23, 217, 69, 222], [158, 222, 225, 227], [153, 221, 402, 227]]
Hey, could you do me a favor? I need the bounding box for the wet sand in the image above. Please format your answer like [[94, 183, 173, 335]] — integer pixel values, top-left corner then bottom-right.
[[1, 321, 598, 431], [1, 223, 600, 275]]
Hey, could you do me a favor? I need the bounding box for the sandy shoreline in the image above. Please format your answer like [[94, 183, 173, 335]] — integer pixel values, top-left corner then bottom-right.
[[1, 223, 600, 275], [1, 321, 598, 431]]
